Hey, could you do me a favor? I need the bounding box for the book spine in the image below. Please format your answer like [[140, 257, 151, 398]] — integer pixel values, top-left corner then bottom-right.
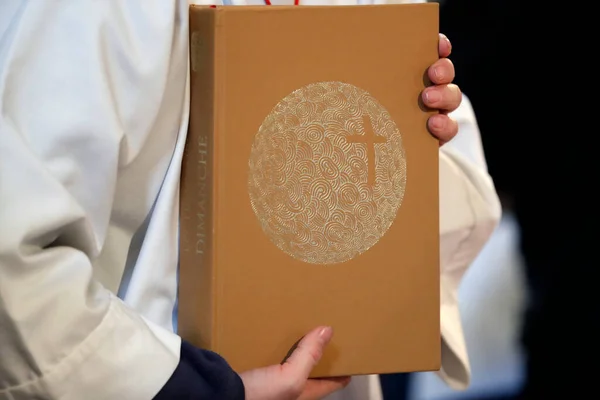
[[179, 6, 217, 351]]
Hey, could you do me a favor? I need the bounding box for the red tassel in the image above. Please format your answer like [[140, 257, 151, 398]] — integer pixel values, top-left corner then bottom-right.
[[264, 1, 300, 5]]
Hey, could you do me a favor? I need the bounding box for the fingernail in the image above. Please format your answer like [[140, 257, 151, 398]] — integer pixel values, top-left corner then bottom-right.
[[430, 115, 445, 130], [433, 67, 443, 81], [424, 90, 441, 104], [319, 326, 333, 342]]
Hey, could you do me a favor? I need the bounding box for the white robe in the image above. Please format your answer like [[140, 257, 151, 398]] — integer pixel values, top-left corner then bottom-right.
[[0, 0, 501, 399]]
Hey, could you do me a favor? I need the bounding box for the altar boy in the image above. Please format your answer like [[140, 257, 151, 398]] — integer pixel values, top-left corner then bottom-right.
[[0, 0, 500, 399]]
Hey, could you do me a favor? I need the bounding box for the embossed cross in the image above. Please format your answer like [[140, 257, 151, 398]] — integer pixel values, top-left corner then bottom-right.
[[345, 114, 387, 186]]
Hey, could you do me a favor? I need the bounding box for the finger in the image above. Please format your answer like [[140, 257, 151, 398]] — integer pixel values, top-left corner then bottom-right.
[[427, 58, 455, 85], [422, 84, 462, 112], [438, 33, 452, 58], [299, 377, 352, 400], [282, 326, 333, 380], [428, 114, 458, 145]]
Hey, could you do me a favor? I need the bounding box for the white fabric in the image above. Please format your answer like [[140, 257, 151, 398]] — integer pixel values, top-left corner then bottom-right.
[[0, 1, 500, 400]]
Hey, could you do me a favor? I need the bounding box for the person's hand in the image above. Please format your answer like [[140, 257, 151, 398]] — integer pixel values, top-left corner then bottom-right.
[[240, 326, 351, 400], [422, 33, 462, 146]]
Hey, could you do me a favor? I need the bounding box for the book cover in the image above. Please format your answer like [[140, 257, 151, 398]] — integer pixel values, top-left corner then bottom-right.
[[180, 3, 440, 377]]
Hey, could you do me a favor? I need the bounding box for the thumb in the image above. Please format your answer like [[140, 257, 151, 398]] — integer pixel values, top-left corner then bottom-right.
[[282, 326, 333, 380]]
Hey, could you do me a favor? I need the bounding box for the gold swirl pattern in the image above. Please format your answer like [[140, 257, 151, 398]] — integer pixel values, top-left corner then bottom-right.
[[248, 82, 406, 265]]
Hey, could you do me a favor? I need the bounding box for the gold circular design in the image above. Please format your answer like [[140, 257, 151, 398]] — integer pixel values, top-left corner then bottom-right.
[[248, 81, 406, 265]]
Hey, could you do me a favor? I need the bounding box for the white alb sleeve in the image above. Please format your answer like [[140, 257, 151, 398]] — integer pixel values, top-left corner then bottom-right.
[[436, 96, 502, 389], [0, 1, 189, 399]]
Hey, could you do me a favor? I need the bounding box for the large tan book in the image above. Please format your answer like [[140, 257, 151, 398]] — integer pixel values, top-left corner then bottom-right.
[[180, 3, 440, 377]]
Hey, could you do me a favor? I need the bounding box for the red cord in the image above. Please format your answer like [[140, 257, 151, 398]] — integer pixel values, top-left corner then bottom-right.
[[264, 1, 300, 5]]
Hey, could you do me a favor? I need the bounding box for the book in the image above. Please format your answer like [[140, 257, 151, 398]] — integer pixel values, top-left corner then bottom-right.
[[180, 3, 440, 377]]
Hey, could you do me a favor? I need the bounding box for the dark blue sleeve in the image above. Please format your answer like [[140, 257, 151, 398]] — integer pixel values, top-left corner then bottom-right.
[[154, 340, 245, 400]]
